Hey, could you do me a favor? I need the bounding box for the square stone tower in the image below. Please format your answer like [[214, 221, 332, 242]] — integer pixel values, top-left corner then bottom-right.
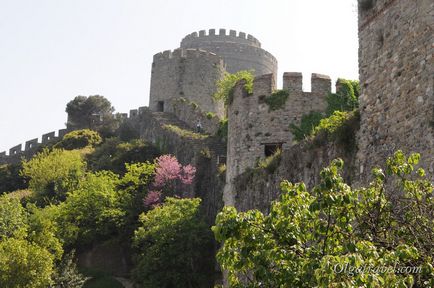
[[357, 0, 434, 181]]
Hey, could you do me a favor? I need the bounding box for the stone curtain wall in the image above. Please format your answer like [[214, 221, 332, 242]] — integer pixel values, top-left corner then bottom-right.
[[233, 138, 358, 212], [180, 29, 277, 77], [0, 129, 68, 165], [356, 0, 434, 183], [149, 48, 226, 117], [224, 72, 331, 206]]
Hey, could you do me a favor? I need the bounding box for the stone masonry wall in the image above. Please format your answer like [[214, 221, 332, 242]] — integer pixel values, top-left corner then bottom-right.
[[224, 72, 331, 206], [233, 136, 358, 212], [180, 29, 277, 77], [149, 48, 226, 117], [356, 0, 434, 183]]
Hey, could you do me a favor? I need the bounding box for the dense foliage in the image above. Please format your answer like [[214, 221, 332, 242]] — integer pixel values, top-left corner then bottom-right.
[[264, 89, 289, 111], [325, 79, 359, 116], [55, 129, 102, 150], [213, 70, 254, 105], [0, 195, 66, 288], [133, 198, 214, 288], [213, 151, 434, 287], [289, 111, 324, 141], [290, 79, 359, 141], [21, 148, 85, 204], [86, 138, 160, 174]]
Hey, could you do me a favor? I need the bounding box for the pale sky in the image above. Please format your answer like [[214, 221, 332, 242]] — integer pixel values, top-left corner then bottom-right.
[[0, 0, 359, 152]]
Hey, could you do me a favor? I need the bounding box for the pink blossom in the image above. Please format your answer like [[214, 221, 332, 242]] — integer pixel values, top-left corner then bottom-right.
[[180, 164, 196, 185], [153, 155, 182, 188], [144, 190, 162, 207]]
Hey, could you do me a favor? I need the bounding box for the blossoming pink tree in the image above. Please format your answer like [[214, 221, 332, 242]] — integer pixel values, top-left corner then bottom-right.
[[144, 155, 196, 208]]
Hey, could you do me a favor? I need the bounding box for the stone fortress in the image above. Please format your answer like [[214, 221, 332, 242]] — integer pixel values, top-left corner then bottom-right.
[[1, 0, 432, 215]]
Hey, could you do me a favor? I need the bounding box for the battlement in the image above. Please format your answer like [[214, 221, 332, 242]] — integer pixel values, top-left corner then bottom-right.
[[152, 48, 222, 63], [0, 106, 148, 163], [180, 29, 261, 48], [0, 128, 67, 158]]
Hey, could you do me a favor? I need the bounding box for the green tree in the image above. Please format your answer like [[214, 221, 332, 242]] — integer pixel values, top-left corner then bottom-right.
[[213, 70, 254, 105], [133, 198, 214, 288], [54, 129, 102, 150], [213, 151, 434, 287], [66, 95, 114, 131], [21, 148, 85, 204], [0, 238, 55, 288]]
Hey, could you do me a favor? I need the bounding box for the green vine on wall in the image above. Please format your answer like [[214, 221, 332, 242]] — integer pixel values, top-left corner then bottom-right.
[[264, 90, 289, 111]]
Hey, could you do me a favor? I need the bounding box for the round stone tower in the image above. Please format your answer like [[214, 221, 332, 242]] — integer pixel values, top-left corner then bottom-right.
[[180, 28, 278, 77]]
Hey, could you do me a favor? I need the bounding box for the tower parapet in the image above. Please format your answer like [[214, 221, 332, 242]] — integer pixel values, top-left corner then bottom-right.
[[180, 28, 277, 77]]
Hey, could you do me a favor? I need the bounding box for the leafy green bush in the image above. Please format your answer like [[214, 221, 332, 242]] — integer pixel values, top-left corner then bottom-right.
[[58, 171, 126, 246], [0, 238, 55, 288], [326, 79, 359, 116], [0, 195, 66, 288], [290, 79, 359, 142], [87, 138, 160, 174], [213, 151, 434, 287], [313, 110, 360, 152], [163, 124, 208, 140], [264, 89, 289, 111], [289, 111, 324, 141], [257, 148, 282, 174], [133, 198, 214, 288], [55, 130, 102, 150], [213, 70, 254, 105], [21, 148, 85, 204]]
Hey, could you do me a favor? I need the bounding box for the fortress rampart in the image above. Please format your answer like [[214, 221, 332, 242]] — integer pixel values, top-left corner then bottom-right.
[[180, 29, 277, 76], [0, 107, 148, 165], [149, 48, 226, 117], [223, 72, 332, 205]]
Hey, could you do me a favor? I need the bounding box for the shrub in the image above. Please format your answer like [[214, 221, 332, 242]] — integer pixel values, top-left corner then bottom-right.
[[326, 79, 359, 116], [257, 148, 282, 174], [87, 138, 160, 174], [55, 129, 102, 150], [264, 89, 289, 111], [213, 151, 434, 287], [289, 111, 324, 141], [163, 124, 208, 140], [206, 112, 215, 119], [213, 70, 254, 105], [21, 148, 85, 204]]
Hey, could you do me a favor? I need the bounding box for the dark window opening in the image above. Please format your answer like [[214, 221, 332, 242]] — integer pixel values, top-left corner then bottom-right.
[[264, 143, 282, 157], [157, 101, 164, 112]]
